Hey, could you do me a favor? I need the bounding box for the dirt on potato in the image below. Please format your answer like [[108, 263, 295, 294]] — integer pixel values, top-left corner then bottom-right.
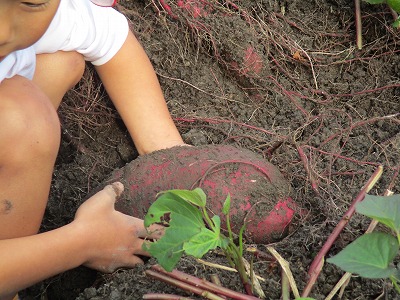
[[21, 0, 399, 299]]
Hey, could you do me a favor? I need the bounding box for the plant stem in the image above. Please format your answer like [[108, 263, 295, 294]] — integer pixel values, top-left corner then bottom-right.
[[302, 165, 383, 297], [325, 188, 395, 300], [143, 294, 194, 300], [225, 209, 234, 242], [145, 269, 225, 300], [355, 0, 362, 49], [390, 276, 400, 294], [227, 242, 254, 296], [241, 257, 265, 299], [389, 7, 399, 22], [238, 224, 246, 257], [202, 206, 216, 231], [246, 247, 275, 262], [222, 197, 253, 296], [147, 265, 261, 300]]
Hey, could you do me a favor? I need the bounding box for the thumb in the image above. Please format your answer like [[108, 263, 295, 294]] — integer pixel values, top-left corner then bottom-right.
[[93, 182, 124, 210], [92, 182, 124, 206], [103, 182, 124, 198], [75, 182, 124, 218]]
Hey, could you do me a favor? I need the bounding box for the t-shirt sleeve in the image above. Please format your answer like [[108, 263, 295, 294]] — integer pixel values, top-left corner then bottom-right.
[[34, 0, 129, 66], [0, 47, 36, 82]]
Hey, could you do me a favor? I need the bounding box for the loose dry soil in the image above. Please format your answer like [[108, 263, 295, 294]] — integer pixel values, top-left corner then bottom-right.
[[22, 0, 399, 299]]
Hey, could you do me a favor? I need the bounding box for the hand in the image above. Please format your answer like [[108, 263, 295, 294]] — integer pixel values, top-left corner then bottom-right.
[[73, 182, 162, 273]]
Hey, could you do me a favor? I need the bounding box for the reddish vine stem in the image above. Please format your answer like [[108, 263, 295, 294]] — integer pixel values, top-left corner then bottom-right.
[[156, 0, 178, 19], [304, 145, 384, 168], [268, 76, 311, 118], [190, 159, 273, 192], [145, 269, 224, 300], [335, 85, 400, 98], [174, 117, 281, 137], [323, 170, 365, 177], [146, 265, 261, 300], [143, 294, 194, 300], [387, 166, 399, 192], [265, 141, 284, 157], [245, 247, 275, 262], [315, 113, 399, 165], [302, 165, 384, 297]]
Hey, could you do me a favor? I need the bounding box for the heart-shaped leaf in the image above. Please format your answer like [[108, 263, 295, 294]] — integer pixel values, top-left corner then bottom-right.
[[144, 189, 231, 272], [183, 218, 229, 258], [144, 191, 205, 271], [356, 194, 400, 234], [327, 232, 399, 279]]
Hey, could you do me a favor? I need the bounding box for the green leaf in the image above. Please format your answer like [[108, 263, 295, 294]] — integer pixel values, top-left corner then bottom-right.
[[211, 215, 221, 236], [387, 0, 400, 13], [142, 229, 186, 272], [144, 191, 204, 227], [327, 232, 399, 278], [183, 215, 229, 258], [363, 0, 385, 4], [393, 268, 400, 281], [222, 194, 231, 215], [160, 188, 207, 208], [183, 229, 229, 258], [143, 191, 206, 271], [356, 194, 400, 234]]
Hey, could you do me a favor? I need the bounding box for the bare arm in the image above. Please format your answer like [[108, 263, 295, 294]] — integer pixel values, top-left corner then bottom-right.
[[0, 220, 87, 299], [95, 31, 184, 155], [0, 183, 158, 299]]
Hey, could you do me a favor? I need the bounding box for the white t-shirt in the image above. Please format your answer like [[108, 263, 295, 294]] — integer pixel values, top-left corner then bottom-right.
[[0, 0, 128, 82], [0, 47, 36, 81]]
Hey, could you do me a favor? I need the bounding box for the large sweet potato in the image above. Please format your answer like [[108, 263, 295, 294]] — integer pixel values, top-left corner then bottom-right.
[[103, 145, 297, 244]]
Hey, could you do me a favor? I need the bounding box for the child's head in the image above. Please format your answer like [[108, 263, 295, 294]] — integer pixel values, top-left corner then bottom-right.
[[0, 0, 60, 61]]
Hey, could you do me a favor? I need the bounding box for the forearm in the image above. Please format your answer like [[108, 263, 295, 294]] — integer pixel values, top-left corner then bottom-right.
[[0, 222, 86, 299], [95, 31, 184, 155]]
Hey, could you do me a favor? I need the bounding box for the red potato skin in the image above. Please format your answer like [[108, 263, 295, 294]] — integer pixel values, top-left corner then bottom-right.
[[102, 145, 297, 244], [158, 1, 264, 79]]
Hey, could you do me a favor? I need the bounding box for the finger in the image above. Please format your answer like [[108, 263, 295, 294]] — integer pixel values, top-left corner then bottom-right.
[[104, 182, 124, 197], [118, 255, 145, 269], [108, 255, 144, 272], [130, 218, 164, 239], [88, 182, 124, 209], [143, 223, 165, 240], [86, 182, 124, 205], [132, 239, 152, 257]]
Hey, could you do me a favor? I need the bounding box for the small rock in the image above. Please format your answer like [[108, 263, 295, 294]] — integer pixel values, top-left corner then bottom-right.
[[83, 287, 97, 298], [109, 289, 122, 300]]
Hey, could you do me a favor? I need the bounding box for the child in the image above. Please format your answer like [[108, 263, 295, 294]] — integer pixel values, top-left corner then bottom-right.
[[0, 1, 297, 298], [0, 0, 183, 298]]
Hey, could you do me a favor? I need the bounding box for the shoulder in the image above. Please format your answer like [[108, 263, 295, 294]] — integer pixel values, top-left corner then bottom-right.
[[34, 0, 128, 64], [56, 0, 91, 17]]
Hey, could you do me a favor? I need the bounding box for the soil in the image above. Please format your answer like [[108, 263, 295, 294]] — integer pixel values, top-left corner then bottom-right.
[[21, 0, 399, 299]]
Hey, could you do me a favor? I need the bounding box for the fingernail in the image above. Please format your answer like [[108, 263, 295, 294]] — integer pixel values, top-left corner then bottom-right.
[[111, 182, 124, 196]]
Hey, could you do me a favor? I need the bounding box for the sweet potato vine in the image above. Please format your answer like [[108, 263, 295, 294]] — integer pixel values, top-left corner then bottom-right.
[[142, 188, 255, 297]]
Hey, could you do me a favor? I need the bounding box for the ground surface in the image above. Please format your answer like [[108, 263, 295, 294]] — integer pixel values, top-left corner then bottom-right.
[[22, 0, 399, 299]]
